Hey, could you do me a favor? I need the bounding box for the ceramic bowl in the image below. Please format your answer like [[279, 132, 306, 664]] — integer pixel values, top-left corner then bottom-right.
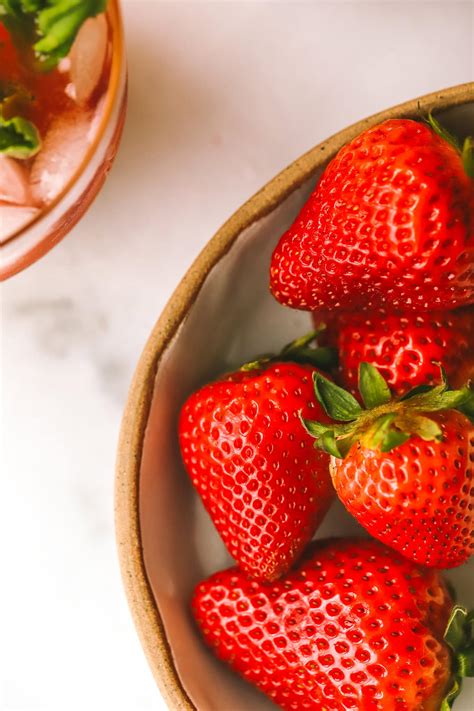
[[116, 83, 474, 711]]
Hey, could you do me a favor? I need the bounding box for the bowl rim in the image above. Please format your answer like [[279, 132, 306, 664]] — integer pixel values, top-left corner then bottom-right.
[[115, 82, 474, 711]]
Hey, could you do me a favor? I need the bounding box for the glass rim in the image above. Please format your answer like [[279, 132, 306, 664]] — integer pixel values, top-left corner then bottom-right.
[[1, 0, 126, 249]]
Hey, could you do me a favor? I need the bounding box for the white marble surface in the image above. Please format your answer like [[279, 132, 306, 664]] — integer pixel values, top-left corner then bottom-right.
[[1, 1, 473, 709]]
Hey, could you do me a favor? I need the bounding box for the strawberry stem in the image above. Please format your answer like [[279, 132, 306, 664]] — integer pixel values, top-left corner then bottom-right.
[[358, 362, 391, 408], [427, 112, 474, 179], [240, 330, 338, 373], [427, 112, 462, 151], [441, 606, 474, 709], [302, 363, 474, 459], [462, 136, 474, 179]]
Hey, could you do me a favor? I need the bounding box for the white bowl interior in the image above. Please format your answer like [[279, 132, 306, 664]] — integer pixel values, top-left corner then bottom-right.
[[139, 103, 474, 711]]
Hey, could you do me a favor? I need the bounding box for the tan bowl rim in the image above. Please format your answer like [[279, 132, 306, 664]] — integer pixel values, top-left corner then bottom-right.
[[115, 82, 474, 711]]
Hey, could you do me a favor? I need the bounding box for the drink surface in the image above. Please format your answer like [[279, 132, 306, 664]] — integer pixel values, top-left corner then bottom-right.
[[0, 11, 112, 243]]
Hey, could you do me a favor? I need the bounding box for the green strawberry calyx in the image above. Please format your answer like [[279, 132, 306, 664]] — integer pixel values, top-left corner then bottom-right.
[[441, 605, 474, 709], [301, 362, 474, 458], [240, 328, 338, 373], [427, 112, 474, 179]]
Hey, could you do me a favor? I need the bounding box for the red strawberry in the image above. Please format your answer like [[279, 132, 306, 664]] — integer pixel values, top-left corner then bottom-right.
[[178, 334, 336, 581], [316, 308, 474, 397], [303, 364, 474, 569], [192, 537, 474, 711], [270, 117, 474, 313], [455, 357, 474, 390]]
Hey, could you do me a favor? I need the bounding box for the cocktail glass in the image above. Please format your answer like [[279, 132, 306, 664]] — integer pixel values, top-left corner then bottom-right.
[[0, 0, 127, 280]]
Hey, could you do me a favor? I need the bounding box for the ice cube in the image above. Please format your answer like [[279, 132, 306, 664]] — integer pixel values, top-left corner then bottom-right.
[[69, 15, 108, 106], [57, 57, 71, 74], [30, 110, 92, 205], [0, 203, 40, 243], [0, 156, 33, 205]]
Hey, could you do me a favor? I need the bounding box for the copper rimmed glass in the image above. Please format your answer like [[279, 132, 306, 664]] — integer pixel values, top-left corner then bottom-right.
[[0, 0, 127, 280]]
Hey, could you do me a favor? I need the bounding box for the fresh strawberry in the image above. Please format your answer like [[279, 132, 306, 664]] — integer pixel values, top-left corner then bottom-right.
[[302, 364, 474, 569], [193, 537, 474, 711], [456, 358, 474, 391], [270, 117, 474, 313], [316, 308, 474, 397], [178, 334, 336, 581]]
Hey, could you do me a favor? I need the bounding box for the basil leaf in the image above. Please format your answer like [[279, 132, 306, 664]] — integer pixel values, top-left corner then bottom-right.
[[0, 1, 40, 23], [35, 0, 107, 62], [0, 0, 107, 66], [0, 115, 41, 158], [21, 1, 43, 11], [0, 1, 23, 17]]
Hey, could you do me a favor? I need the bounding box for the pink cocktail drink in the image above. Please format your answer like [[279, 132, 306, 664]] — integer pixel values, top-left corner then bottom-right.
[[0, 1, 126, 278]]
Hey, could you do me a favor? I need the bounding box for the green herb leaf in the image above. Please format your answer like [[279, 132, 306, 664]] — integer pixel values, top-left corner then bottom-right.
[[313, 372, 362, 422], [0, 114, 41, 158], [34, 0, 107, 62], [0, 2, 38, 56], [358, 362, 391, 409], [22, 1, 43, 11], [0, 0, 107, 66], [0, 1, 20, 16]]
